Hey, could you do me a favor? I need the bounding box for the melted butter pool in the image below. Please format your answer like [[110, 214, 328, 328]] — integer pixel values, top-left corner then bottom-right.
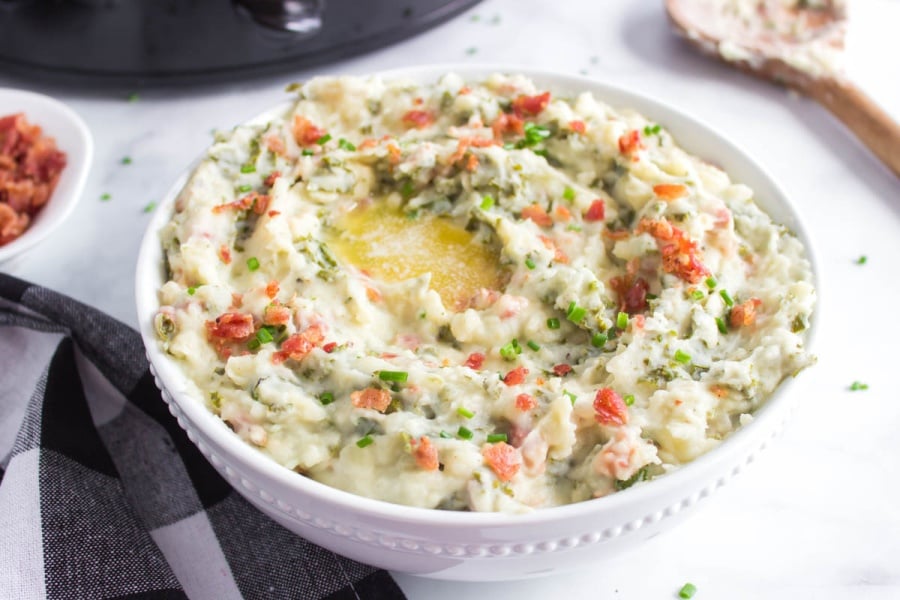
[[329, 203, 506, 310]]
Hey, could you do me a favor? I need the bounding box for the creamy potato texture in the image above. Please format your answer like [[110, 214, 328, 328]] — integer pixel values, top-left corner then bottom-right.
[[156, 74, 815, 512]]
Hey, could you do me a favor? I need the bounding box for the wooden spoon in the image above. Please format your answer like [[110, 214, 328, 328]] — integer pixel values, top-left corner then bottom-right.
[[665, 0, 900, 177]]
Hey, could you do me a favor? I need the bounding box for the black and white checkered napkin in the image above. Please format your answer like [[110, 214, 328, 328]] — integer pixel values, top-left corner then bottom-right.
[[0, 273, 407, 600]]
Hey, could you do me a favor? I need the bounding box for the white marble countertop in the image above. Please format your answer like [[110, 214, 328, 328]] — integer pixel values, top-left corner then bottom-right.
[[4, 0, 900, 598]]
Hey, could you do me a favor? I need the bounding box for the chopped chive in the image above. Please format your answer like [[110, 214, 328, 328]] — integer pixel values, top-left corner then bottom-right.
[[532, 148, 548, 157], [719, 289, 734, 307], [678, 582, 697, 599], [456, 406, 475, 419], [499, 339, 521, 361], [715, 317, 728, 334], [240, 163, 256, 174], [356, 435, 375, 448], [525, 257, 536, 270], [237, 184, 253, 193], [338, 138, 356, 151], [315, 133, 332, 145], [121, 156, 132, 165], [624, 394, 635, 406], [856, 255, 867, 265], [465, 46, 478, 55], [100, 193, 111, 201], [247, 338, 260, 351], [301, 149, 315, 156], [526, 340, 541, 351], [547, 317, 561, 330], [563, 390, 577, 405], [566, 223, 582, 232], [643, 123, 662, 136], [690, 289, 704, 300], [674, 349, 691, 364], [439, 430, 453, 439], [319, 392, 335, 405], [187, 286, 197, 295], [400, 180, 415, 199], [143, 201, 156, 213], [255, 327, 274, 345], [705, 276, 717, 289], [566, 301, 587, 323], [591, 332, 607, 347], [562, 186, 576, 201], [127, 92, 140, 102], [457, 426, 474, 440], [480, 195, 495, 210], [849, 381, 869, 391], [246, 257, 260, 271], [616, 311, 629, 329], [378, 370, 408, 382], [486, 433, 508, 443]]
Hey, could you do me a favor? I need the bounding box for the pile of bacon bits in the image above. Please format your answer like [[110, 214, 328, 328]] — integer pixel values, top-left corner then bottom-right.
[[0, 113, 67, 246]]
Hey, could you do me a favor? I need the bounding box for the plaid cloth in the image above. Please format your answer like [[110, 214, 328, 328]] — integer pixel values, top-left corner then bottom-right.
[[0, 273, 407, 600]]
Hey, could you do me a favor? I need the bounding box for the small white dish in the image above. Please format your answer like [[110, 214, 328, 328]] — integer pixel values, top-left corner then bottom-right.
[[0, 88, 93, 264]]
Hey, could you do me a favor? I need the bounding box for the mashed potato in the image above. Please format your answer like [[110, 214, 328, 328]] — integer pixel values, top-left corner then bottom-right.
[[155, 74, 815, 513]]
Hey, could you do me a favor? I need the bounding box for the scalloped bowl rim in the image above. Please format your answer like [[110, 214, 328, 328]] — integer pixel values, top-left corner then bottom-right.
[[135, 64, 819, 529], [0, 88, 93, 263]]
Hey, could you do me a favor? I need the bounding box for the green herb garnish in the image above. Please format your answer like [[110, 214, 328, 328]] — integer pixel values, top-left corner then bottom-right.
[[338, 138, 356, 151], [567, 301, 587, 324], [525, 257, 536, 270], [526, 340, 541, 351], [246, 257, 260, 271], [715, 317, 728, 334], [457, 426, 474, 440], [705, 276, 717, 289], [315, 133, 332, 145], [356, 435, 374, 448], [674, 349, 691, 364], [121, 156, 132, 165], [856, 255, 867, 265], [624, 394, 635, 406], [319, 392, 335, 405], [562, 186, 576, 201], [616, 311, 629, 329], [678, 583, 697, 599], [378, 370, 409, 383], [240, 163, 256, 174], [486, 433, 508, 443], [480, 195, 495, 210], [591, 332, 607, 348], [456, 407, 475, 419], [547, 317, 561, 330], [720, 289, 734, 307], [849, 381, 869, 391]]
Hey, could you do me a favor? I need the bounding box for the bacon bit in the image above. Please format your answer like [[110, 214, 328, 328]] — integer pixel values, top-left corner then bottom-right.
[[401, 109, 436, 129], [350, 387, 392, 412], [584, 199, 606, 222], [569, 120, 586, 134], [633, 314, 646, 329], [709, 385, 729, 398], [218, 244, 232, 264], [0, 204, 28, 244], [272, 325, 324, 363], [448, 136, 499, 165], [481, 442, 522, 482], [637, 218, 709, 283], [292, 115, 326, 146], [458, 86, 471, 95], [386, 143, 402, 165], [603, 228, 631, 241], [212, 192, 271, 215], [264, 171, 282, 187], [609, 274, 649, 315], [265, 135, 286, 156], [263, 302, 291, 326], [593, 388, 629, 426], [515, 393, 537, 411], [521, 204, 553, 227], [265, 280, 279, 299], [206, 312, 254, 341], [653, 183, 688, 201], [380, 352, 398, 359], [413, 97, 424, 106], [322, 342, 337, 353], [358, 138, 377, 150], [465, 352, 485, 370], [730, 297, 762, 328], [617, 130, 643, 156], [503, 366, 529, 386], [411, 437, 439, 471], [552, 364, 573, 377], [511, 91, 551, 117], [553, 204, 572, 221], [267, 210, 280, 217], [714, 208, 731, 228], [674, 398, 683, 406], [491, 112, 525, 139], [535, 376, 546, 386], [231, 293, 243, 308], [539, 235, 569, 264], [465, 153, 479, 172], [365, 286, 382, 302]]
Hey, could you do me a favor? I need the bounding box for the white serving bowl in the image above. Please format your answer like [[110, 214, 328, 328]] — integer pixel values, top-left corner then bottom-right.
[[0, 89, 92, 264], [135, 65, 818, 582]]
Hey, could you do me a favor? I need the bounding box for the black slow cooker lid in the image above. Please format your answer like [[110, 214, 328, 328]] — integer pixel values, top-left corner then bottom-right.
[[0, 0, 479, 85]]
